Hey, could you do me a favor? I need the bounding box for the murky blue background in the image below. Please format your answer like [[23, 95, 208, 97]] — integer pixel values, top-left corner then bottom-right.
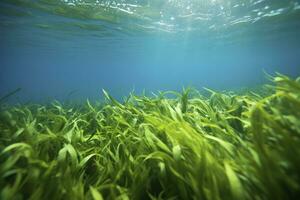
[[0, 0, 300, 102]]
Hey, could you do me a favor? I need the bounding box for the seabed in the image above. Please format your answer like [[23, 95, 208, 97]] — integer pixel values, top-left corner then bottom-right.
[[0, 74, 300, 200]]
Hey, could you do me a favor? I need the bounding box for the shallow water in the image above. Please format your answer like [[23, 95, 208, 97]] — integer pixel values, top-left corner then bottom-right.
[[1, 2, 300, 199], [0, 0, 300, 102]]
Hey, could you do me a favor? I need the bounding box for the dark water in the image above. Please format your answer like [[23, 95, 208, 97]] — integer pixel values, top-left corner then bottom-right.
[[0, 0, 300, 102]]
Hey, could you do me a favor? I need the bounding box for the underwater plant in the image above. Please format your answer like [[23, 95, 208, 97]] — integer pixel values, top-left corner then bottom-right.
[[0, 74, 300, 200]]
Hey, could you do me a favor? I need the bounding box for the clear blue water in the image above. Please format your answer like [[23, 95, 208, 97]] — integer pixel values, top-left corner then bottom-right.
[[0, 0, 300, 102]]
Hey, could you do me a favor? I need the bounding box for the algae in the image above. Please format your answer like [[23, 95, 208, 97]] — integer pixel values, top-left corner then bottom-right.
[[0, 74, 300, 200]]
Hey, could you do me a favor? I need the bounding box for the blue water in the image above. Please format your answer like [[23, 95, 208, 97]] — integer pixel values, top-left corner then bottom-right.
[[1, 0, 300, 102]]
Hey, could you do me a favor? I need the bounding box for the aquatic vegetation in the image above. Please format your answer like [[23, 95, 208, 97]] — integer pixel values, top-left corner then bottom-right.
[[0, 74, 300, 200]]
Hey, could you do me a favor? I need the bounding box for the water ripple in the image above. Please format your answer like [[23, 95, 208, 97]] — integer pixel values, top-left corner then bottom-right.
[[0, 0, 299, 38]]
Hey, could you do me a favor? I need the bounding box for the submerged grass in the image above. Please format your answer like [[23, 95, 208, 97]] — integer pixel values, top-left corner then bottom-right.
[[0, 74, 300, 200]]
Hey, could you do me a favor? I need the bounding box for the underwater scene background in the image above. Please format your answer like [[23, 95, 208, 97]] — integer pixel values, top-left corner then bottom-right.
[[1, 1, 300, 200], [1, 0, 300, 101]]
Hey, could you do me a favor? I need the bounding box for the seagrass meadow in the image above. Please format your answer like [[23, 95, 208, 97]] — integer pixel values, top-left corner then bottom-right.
[[0, 74, 300, 200]]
